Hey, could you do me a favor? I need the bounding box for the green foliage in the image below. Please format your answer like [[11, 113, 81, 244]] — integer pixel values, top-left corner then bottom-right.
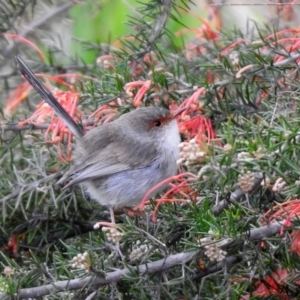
[[3, 0, 300, 299], [69, 0, 203, 63]]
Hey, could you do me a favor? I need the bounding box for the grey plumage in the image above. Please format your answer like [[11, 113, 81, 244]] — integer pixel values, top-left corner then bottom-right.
[[16, 56, 181, 212]]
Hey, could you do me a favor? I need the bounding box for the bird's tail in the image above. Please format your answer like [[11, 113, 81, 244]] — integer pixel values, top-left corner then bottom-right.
[[15, 56, 84, 139]]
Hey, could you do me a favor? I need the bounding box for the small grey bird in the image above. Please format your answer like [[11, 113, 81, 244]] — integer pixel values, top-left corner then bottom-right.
[[16, 56, 184, 223]]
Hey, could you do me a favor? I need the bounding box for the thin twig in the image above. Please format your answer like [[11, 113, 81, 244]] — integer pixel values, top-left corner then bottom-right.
[[192, 220, 285, 280], [0, 173, 59, 204], [0, 120, 95, 132], [2, 251, 196, 299], [18, 220, 99, 251], [209, 3, 300, 6], [1, 123, 50, 132], [212, 52, 300, 88], [192, 255, 242, 280], [212, 177, 263, 216], [1, 1, 76, 62], [146, 0, 172, 52]]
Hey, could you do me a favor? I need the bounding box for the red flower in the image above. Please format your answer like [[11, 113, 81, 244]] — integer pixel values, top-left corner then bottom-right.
[[18, 88, 82, 162], [290, 229, 300, 256], [124, 80, 152, 107], [242, 269, 293, 300]]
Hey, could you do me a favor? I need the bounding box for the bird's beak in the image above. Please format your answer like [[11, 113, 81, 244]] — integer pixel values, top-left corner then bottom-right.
[[171, 106, 187, 118]]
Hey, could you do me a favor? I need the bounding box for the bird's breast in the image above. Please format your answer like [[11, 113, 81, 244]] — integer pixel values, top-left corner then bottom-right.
[[159, 119, 180, 162], [82, 119, 181, 209]]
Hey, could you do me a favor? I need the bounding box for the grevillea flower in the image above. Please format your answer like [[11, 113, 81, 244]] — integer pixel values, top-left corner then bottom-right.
[[3, 34, 86, 161], [290, 229, 300, 256], [262, 199, 300, 223], [3, 34, 45, 115], [179, 115, 217, 144], [86, 97, 125, 127], [178, 6, 221, 40], [176, 6, 220, 59], [273, 37, 300, 63], [3, 33, 45, 60], [220, 39, 247, 56], [261, 199, 300, 255], [4, 33, 102, 162], [136, 172, 198, 223], [174, 88, 218, 144], [4, 82, 33, 115], [18, 88, 82, 162], [124, 80, 152, 107], [274, 0, 297, 22], [241, 269, 298, 300]]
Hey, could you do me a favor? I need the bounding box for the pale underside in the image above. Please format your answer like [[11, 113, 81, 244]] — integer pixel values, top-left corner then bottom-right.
[[61, 109, 180, 208]]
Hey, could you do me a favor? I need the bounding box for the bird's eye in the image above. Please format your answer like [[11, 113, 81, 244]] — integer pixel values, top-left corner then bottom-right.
[[154, 120, 161, 127]]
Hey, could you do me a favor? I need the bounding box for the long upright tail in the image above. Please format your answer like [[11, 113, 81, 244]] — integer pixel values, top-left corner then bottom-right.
[[15, 56, 84, 138]]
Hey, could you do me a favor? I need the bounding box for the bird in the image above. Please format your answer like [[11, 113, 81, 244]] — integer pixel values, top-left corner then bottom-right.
[[15, 56, 184, 223]]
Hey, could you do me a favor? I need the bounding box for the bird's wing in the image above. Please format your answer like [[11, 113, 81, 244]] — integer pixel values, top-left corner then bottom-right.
[[63, 126, 158, 187], [65, 161, 130, 186]]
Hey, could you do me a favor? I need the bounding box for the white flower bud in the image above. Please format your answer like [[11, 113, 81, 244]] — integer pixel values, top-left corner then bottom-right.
[[94, 223, 100, 230]]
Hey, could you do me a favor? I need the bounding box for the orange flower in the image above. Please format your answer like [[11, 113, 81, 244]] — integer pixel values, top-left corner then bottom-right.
[[176, 88, 217, 143], [124, 80, 152, 107], [261, 199, 300, 256], [266, 28, 300, 40], [18, 89, 82, 162], [220, 39, 247, 56], [179, 115, 217, 143], [136, 172, 198, 223], [241, 269, 292, 300], [4, 82, 33, 115], [262, 199, 300, 223], [6, 57, 98, 161], [179, 87, 206, 113], [178, 6, 220, 41], [87, 98, 123, 127], [290, 229, 300, 256], [4, 33, 45, 60]]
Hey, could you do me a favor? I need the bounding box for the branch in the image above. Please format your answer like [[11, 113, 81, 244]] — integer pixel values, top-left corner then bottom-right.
[[0, 220, 287, 298], [212, 52, 300, 88], [0, 251, 196, 299], [273, 53, 300, 67], [191, 255, 241, 280], [212, 177, 263, 215], [17, 220, 98, 251], [192, 220, 285, 280], [0, 120, 95, 132], [1, 1, 75, 63], [0, 123, 50, 131], [146, 0, 172, 52]]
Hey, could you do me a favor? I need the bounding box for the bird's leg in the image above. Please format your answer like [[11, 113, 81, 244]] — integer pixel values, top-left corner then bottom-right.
[[109, 206, 116, 224], [108, 206, 124, 258], [93, 207, 124, 258], [93, 207, 116, 228]]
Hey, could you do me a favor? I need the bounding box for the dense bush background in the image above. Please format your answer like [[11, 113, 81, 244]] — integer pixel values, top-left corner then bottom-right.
[[1, 1, 300, 299]]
